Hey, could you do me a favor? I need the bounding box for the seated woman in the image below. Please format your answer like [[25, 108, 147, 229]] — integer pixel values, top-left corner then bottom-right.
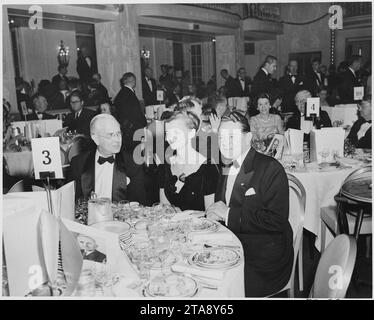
[[159, 110, 220, 211], [249, 93, 284, 141], [317, 86, 330, 108], [346, 98, 371, 149], [286, 90, 332, 133]]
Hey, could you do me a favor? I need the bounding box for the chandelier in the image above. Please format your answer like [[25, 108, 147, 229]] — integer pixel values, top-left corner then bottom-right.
[[57, 40, 70, 67], [140, 47, 151, 60]]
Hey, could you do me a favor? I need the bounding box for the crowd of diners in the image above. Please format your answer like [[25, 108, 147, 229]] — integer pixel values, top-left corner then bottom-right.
[[3, 52, 371, 297]]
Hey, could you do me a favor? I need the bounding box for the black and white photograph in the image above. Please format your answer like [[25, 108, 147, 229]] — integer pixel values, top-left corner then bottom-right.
[[1, 0, 372, 302]]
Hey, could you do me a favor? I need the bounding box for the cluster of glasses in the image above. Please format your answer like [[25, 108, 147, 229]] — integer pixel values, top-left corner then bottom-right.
[[75, 198, 89, 225], [281, 153, 304, 171]]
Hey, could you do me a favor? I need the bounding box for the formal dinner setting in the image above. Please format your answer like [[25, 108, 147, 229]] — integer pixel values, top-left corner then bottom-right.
[[1, 1, 373, 300]]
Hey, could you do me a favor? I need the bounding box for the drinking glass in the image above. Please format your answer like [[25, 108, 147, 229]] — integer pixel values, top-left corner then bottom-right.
[[319, 148, 330, 164]]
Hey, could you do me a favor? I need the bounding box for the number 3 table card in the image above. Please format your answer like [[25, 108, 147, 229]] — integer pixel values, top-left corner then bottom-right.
[[31, 137, 63, 179]]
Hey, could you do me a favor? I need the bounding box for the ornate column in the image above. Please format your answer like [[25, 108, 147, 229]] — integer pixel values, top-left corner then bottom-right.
[[95, 4, 142, 99], [3, 7, 17, 112], [215, 35, 237, 88]]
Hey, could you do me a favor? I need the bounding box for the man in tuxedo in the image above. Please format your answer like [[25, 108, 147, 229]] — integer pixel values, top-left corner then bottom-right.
[[63, 91, 96, 136], [142, 67, 157, 106], [220, 69, 236, 98], [278, 59, 305, 112], [305, 58, 324, 96], [51, 65, 69, 89], [231, 68, 251, 98], [70, 114, 147, 204], [346, 98, 371, 149], [25, 94, 56, 121], [337, 55, 363, 104], [77, 46, 95, 84], [92, 73, 110, 102], [114, 72, 147, 150], [251, 55, 278, 100], [206, 111, 293, 297]]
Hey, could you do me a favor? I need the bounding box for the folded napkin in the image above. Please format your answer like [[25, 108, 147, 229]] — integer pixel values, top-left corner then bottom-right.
[[189, 231, 234, 243], [171, 261, 224, 281]]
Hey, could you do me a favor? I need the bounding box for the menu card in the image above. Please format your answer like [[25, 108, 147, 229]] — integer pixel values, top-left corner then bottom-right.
[[310, 128, 345, 163], [228, 97, 249, 109], [284, 129, 304, 155]]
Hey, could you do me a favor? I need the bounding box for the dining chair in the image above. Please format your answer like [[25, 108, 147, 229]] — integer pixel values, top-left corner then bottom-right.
[[269, 173, 305, 297], [320, 165, 372, 252], [310, 234, 357, 298]]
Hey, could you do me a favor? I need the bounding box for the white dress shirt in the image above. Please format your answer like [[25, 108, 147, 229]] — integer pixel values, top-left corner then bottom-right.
[[125, 85, 135, 94], [300, 115, 314, 134], [348, 67, 356, 78], [85, 56, 91, 68], [146, 77, 153, 91], [95, 150, 114, 200], [239, 78, 245, 91]]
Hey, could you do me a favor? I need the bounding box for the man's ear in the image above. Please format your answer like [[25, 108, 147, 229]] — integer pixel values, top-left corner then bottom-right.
[[91, 134, 99, 146]]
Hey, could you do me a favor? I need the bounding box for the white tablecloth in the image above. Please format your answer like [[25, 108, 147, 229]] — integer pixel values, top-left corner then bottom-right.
[[288, 162, 363, 250], [112, 221, 245, 298]]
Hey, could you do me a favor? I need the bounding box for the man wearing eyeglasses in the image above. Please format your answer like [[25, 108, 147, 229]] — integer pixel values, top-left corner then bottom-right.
[[69, 114, 147, 204]]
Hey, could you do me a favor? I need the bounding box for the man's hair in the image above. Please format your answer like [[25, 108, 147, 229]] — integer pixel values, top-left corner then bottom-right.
[[295, 90, 312, 102], [221, 111, 251, 133], [317, 86, 328, 93], [69, 90, 85, 103], [312, 58, 321, 64], [67, 77, 80, 90], [348, 55, 362, 67], [263, 55, 277, 66], [165, 110, 200, 132], [32, 93, 47, 104], [121, 72, 136, 87], [90, 113, 119, 135], [237, 67, 245, 74]]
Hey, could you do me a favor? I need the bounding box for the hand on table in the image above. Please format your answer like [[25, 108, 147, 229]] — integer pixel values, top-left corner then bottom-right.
[[206, 201, 229, 223]]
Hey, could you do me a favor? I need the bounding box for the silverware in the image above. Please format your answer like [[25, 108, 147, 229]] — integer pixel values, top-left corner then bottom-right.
[[172, 271, 218, 290]]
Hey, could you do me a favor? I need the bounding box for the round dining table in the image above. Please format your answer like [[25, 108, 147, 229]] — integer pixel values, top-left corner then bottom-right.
[[110, 213, 245, 298]]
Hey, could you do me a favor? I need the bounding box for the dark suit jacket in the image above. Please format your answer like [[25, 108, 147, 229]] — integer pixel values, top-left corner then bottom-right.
[[231, 77, 251, 98], [305, 71, 325, 96], [83, 250, 106, 263], [142, 76, 157, 106], [215, 148, 293, 297], [337, 69, 362, 104], [63, 108, 96, 136], [77, 55, 95, 83], [25, 112, 56, 121], [224, 75, 237, 98], [278, 74, 305, 112], [251, 69, 276, 99], [51, 74, 69, 88], [347, 118, 372, 149], [98, 83, 110, 102], [286, 110, 332, 131], [70, 149, 147, 204]]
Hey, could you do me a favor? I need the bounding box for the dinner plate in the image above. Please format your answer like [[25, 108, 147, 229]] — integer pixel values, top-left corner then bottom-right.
[[189, 248, 240, 269], [91, 221, 132, 235], [191, 218, 219, 233], [144, 274, 199, 297]]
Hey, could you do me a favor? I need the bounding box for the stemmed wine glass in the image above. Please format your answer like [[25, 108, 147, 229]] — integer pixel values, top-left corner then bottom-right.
[[319, 148, 330, 165]]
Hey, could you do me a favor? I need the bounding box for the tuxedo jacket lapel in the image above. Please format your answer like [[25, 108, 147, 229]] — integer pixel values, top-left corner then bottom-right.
[[228, 148, 256, 207], [112, 154, 128, 202], [81, 150, 95, 199]]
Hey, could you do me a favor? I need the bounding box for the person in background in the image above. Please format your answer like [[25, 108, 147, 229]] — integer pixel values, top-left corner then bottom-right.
[[142, 67, 157, 106], [346, 98, 371, 149], [251, 55, 278, 100], [286, 90, 332, 135], [86, 79, 106, 106], [317, 86, 330, 108], [159, 110, 219, 211], [319, 64, 328, 86], [26, 94, 56, 120], [206, 110, 293, 297], [220, 69, 236, 98], [249, 93, 284, 141], [70, 114, 147, 203], [166, 83, 182, 107], [305, 58, 324, 96], [77, 46, 96, 84], [337, 55, 363, 103], [97, 102, 116, 117], [92, 73, 110, 102], [159, 64, 169, 87], [63, 91, 96, 136], [278, 59, 304, 112], [269, 91, 283, 118], [51, 65, 69, 89], [231, 67, 251, 98]]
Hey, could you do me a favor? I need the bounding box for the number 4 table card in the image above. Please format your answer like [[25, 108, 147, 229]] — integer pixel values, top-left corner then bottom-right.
[[306, 97, 320, 117], [31, 137, 63, 179]]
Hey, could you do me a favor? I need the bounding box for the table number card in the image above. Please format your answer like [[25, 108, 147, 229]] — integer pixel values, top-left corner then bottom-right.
[[31, 137, 63, 179], [156, 90, 164, 102], [306, 98, 320, 117], [354, 86, 364, 101]]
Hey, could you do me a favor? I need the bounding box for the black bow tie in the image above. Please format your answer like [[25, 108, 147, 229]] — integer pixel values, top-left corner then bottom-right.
[[223, 160, 240, 169], [97, 155, 115, 165]]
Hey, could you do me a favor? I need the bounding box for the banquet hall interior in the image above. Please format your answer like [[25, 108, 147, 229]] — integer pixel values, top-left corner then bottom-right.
[[2, 2, 372, 299]]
